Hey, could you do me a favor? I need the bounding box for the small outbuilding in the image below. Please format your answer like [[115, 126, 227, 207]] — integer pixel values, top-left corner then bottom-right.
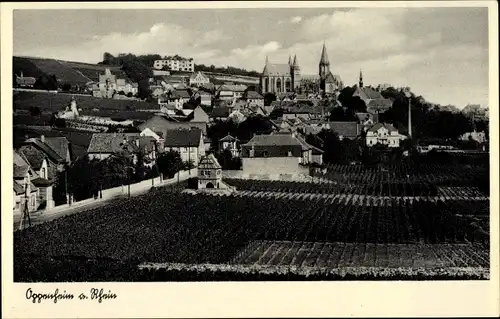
[[197, 154, 223, 189]]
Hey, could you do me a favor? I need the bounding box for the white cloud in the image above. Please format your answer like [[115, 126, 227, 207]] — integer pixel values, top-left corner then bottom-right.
[[16, 9, 487, 107]]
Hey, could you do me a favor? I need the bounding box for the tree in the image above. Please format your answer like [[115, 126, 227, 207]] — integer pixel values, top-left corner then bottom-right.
[[33, 73, 58, 91], [264, 92, 277, 106], [101, 52, 117, 65], [62, 83, 72, 92], [207, 120, 238, 152], [67, 155, 97, 201], [317, 129, 342, 164], [236, 115, 273, 142], [121, 60, 153, 83], [157, 151, 184, 179], [137, 79, 152, 100]]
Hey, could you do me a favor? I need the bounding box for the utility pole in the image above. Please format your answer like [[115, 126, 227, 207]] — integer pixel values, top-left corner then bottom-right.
[[65, 167, 70, 205], [19, 181, 31, 231], [404, 87, 412, 138]]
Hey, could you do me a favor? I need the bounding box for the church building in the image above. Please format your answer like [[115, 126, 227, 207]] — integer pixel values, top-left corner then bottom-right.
[[319, 43, 344, 94], [260, 44, 343, 95], [261, 55, 301, 94]]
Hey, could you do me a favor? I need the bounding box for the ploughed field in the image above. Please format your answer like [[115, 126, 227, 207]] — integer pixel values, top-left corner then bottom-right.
[[14, 163, 490, 281]]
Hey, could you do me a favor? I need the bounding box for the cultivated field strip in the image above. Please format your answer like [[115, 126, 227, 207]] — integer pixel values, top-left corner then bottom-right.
[[224, 179, 489, 199], [231, 240, 489, 269], [204, 190, 489, 204]]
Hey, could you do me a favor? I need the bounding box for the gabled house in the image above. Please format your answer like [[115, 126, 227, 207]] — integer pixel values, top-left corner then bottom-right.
[[219, 134, 239, 157], [18, 136, 72, 186], [15, 71, 36, 88], [189, 71, 210, 87], [13, 150, 45, 213], [243, 90, 264, 108], [216, 84, 248, 101], [240, 132, 318, 177], [352, 85, 393, 113], [138, 115, 208, 137], [187, 105, 210, 124], [163, 128, 205, 165], [13, 163, 40, 214], [87, 133, 158, 165], [365, 123, 406, 148]]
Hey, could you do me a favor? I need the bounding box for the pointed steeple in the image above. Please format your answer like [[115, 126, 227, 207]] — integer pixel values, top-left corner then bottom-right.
[[292, 55, 299, 69], [359, 69, 364, 88], [265, 55, 269, 65], [320, 43, 329, 65], [288, 55, 292, 65]]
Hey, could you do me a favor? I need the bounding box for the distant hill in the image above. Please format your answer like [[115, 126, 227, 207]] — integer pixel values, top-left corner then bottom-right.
[[13, 56, 133, 86]]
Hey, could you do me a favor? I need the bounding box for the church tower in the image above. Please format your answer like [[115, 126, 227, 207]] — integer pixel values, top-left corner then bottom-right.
[[319, 43, 330, 92], [292, 54, 301, 92], [319, 43, 330, 80]]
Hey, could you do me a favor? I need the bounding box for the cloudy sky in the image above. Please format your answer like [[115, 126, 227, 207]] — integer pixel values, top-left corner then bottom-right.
[[13, 7, 489, 108]]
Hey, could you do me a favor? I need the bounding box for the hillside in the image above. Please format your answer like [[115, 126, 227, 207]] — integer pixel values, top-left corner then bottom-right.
[[59, 60, 132, 83], [13, 90, 159, 112], [13, 56, 133, 85], [14, 56, 92, 85]]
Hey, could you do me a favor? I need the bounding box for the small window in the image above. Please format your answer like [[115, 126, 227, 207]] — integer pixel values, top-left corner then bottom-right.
[[216, 170, 221, 176]]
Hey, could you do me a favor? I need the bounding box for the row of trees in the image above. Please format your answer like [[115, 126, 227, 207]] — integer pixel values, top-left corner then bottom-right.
[[195, 63, 260, 78], [60, 150, 191, 202]]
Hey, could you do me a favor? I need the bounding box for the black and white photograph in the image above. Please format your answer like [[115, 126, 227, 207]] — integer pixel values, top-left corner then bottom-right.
[[3, 1, 499, 317], [7, 3, 494, 284]]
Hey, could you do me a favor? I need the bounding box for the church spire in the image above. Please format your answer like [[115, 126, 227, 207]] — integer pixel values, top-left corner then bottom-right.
[[359, 69, 364, 88], [288, 55, 292, 65], [320, 42, 329, 65], [265, 55, 269, 65], [292, 55, 299, 69]]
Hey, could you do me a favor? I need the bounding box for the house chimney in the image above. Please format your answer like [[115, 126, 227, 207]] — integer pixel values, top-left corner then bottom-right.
[[40, 135, 45, 143]]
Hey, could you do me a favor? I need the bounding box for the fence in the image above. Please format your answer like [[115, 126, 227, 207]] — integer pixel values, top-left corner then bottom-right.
[[222, 170, 311, 182], [39, 168, 197, 214]]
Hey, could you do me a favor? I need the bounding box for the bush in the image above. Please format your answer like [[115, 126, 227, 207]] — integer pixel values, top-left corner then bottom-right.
[[187, 177, 198, 189]]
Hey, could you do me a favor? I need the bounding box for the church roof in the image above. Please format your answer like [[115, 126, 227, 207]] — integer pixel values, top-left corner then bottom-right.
[[325, 72, 342, 84], [352, 86, 384, 102], [320, 44, 330, 65], [262, 63, 291, 76]]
